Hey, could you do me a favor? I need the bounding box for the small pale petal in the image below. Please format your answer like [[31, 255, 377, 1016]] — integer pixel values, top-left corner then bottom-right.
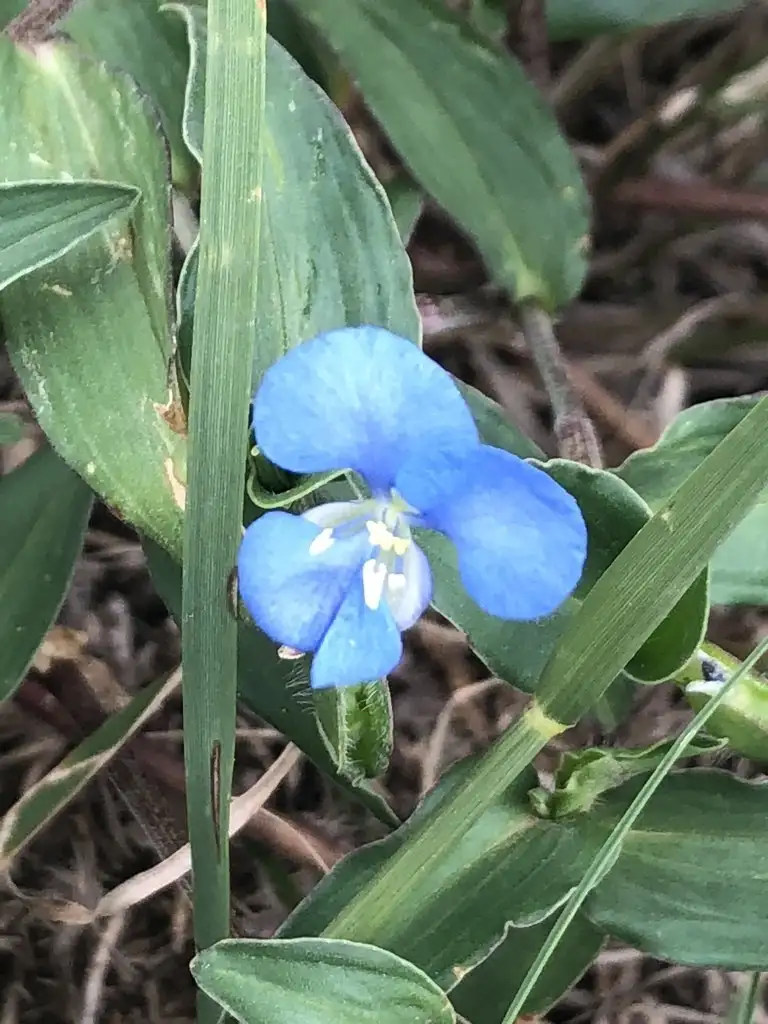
[[386, 541, 432, 631], [237, 510, 368, 652], [253, 326, 478, 492], [397, 445, 587, 620], [310, 576, 403, 689]]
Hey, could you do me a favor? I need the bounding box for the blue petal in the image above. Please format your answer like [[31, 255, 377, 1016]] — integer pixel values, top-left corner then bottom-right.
[[237, 510, 368, 651], [386, 540, 432, 631], [310, 576, 403, 689], [397, 446, 587, 620], [253, 326, 478, 493]]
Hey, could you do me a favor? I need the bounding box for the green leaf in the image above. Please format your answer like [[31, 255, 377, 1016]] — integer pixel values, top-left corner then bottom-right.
[[423, 461, 708, 693], [0, 36, 184, 559], [457, 381, 544, 460], [0, 180, 139, 291], [192, 938, 455, 1024], [0, 446, 92, 703], [529, 734, 724, 819], [280, 758, 594, 989], [0, 668, 180, 866], [584, 770, 768, 968], [170, 3, 419, 388], [450, 913, 605, 1022], [176, 0, 266, 988], [615, 397, 768, 606], [286, 0, 589, 308], [61, 0, 195, 191], [384, 173, 424, 246], [302, 392, 768, 948], [545, 0, 751, 41], [0, 410, 24, 444]]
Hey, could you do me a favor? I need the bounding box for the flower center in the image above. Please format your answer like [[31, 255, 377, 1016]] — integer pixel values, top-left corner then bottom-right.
[[305, 493, 416, 613]]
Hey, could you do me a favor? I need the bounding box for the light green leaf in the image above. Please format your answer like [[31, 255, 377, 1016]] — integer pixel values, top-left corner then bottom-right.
[[286, 0, 589, 308], [584, 770, 768, 968], [616, 397, 768, 606], [684, 645, 768, 764], [62, 0, 196, 191], [546, 0, 751, 41], [0, 36, 184, 559], [0, 667, 180, 867], [0, 180, 139, 291], [170, 3, 419, 388], [280, 758, 593, 989], [450, 913, 604, 1022], [0, 446, 92, 703], [192, 938, 455, 1024]]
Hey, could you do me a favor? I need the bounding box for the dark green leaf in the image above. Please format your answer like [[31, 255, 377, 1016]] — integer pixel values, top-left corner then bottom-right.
[[192, 938, 455, 1024], [287, 0, 589, 308], [0, 410, 24, 444], [171, 4, 419, 388], [0, 446, 92, 702], [280, 758, 594, 989], [384, 173, 424, 246], [546, 0, 751, 41], [616, 397, 768, 606], [0, 181, 139, 291], [0, 36, 183, 559], [450, 913, 605, 1022], [584, 770, 768, 968]]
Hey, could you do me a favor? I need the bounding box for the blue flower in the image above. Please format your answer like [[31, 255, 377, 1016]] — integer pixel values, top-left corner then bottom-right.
[[238, 326, 587, 689]]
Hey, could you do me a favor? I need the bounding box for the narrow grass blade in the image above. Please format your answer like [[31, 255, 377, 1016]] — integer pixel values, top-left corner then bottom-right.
[[180, 0, 265, 1020]]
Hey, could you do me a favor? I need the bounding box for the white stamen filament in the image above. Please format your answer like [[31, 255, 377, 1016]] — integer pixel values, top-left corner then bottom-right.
[[308, 527, 335, 556], [362, 558, 388, 610]]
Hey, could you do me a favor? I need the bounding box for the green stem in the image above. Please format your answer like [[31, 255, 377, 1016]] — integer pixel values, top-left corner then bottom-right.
[[500, 633, 768, 1024], [518, 301, 602, 467]]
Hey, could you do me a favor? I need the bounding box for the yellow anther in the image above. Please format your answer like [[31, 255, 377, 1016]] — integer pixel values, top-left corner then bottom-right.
[[392, 536, 410, 557], [366, 519, 395, 551]]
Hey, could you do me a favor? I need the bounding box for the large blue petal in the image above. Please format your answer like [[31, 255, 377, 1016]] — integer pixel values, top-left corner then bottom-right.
[[397, 446, 587, 620], [237, 510, 368, 651], [310, 575, 403, 689], [253, 326, 478, 493]]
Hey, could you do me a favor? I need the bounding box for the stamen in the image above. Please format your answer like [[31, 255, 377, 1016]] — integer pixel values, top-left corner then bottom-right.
[[362, 558, 388, 610], [308, 527, 334, 556], [392, 536, 410, 557], [366, 519, 394, 551]]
